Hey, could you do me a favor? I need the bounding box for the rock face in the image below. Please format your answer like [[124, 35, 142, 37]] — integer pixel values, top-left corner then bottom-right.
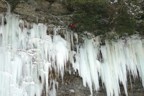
[[0, 0, 144, 96], [0, 1, 7, 12], [0, 0, 71, 25], [50, 2, 69, 15], [57, 74, 144, 96]]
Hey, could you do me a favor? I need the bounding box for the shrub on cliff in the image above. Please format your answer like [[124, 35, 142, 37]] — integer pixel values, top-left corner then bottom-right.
[[66, 0, 137, 36]]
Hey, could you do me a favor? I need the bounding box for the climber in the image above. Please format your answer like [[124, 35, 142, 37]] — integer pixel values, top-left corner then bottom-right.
[[68, 23, 77, 30]]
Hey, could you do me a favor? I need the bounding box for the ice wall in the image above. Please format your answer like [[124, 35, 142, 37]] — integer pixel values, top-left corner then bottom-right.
[[73, 36, 144, 96], [0, 14, 144, 96], [0, 14, 68, 96]]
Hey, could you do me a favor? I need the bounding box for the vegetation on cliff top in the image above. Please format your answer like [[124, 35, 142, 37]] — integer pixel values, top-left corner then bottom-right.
[[66, 0, 143, 36]]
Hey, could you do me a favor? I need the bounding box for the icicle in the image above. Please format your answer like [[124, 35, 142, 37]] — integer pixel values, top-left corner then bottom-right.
[[49, 80, 58, 96], [75, 38, 101, 95], [53, 35, 69, 79]]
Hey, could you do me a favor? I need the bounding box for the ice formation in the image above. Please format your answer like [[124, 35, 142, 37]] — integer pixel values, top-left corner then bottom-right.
[[73, 36, 144, 96], [0, 14, 68, 96], [0, 14, 144, 96]]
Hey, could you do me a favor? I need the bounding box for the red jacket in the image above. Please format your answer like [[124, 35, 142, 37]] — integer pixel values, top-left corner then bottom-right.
[[68, 23, 76, 30]]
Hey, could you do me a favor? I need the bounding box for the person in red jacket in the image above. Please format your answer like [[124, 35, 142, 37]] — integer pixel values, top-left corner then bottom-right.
[[68, 23, 77, 30]]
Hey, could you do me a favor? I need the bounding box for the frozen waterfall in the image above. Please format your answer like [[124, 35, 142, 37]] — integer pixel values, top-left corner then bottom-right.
[[0, 14, 144, 96]]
